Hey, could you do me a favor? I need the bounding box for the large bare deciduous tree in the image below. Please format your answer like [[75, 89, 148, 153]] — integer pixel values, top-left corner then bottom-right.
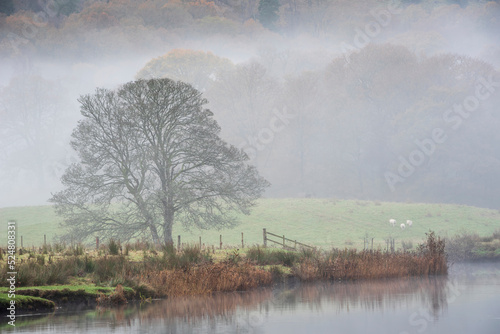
[[50, 78, 269, 245]]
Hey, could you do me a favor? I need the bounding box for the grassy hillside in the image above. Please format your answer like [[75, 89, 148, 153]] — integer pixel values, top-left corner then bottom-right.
[[1, 199, 499, 250]]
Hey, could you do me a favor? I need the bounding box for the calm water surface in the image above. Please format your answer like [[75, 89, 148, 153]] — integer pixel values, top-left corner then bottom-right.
[[2, 262, 499, 334]]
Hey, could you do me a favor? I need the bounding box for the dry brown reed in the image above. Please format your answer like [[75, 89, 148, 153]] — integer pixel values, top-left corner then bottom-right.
[[292, 231, 447, 281], [145, 262, 272, 297], [96, 284, 128, 306]]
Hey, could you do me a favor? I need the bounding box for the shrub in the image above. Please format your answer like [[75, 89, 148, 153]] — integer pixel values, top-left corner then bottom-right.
[[108, 239, 120, 255], [269, 265, 286, 280], [480, 236, 494, 243], [401, 240, 413, 251], [299, 247, 318, 260], [181, 244, 203, 264], [226, 248, 241, 265], [246, 246, 300, 266], [96, 284, 127, 306], [125, 243, 132, 256], [245, 245, 267, 264], [445, 231, 479, 261], [6, 256, 83, 286], [158, 244, 212, 270], [36, 255, 45, 266], [53, 242, 66, 253], [65, 243, 84, 256], [83, 255, 95, 273], [93, 255, 128, 284], [274, 250, 300, 267]]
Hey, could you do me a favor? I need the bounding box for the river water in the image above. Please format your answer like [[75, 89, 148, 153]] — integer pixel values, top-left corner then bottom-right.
[[3, 262, 500, 334]]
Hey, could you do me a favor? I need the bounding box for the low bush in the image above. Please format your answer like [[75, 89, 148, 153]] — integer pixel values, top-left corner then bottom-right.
[[108, 239, 121, 255], [269, 265, 286, 281], [246, 246, 300, 266], [96, 284, 127, 306], [445, 231, 480, 261], [93, 255, 129, 284], [1, 256, 84, 286]]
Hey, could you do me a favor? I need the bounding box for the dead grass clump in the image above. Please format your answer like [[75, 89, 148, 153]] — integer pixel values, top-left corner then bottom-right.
[[0, 256, 86, 287], [93, 255, 129, 284], [96, 284, 127, 306], [292, 259, 319, 281], [291, 231, 447, 282], [492, 228, 500, 240], [146, 263, 272, 297], [245, 246, 299, 266]]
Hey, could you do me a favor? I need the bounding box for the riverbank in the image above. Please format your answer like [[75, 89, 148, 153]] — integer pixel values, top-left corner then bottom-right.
[[0, 293, 55, 314], [0, 285, 136, 311], [0, 232, 449, 314]]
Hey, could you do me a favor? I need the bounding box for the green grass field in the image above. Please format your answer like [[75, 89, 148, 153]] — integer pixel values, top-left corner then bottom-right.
[[1, 199, 499, 250]]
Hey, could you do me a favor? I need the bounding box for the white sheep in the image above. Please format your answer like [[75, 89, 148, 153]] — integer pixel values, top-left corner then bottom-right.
[[406, 220, 413, 227], [389, 219, 396, 227], [400, 223, 406, 230]]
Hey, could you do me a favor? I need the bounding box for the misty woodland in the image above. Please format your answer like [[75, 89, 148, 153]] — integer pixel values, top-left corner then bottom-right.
[[1, 1, 500, 212]]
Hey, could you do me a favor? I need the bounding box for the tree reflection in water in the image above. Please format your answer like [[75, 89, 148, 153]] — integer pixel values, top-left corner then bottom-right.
[[8, 276, 458, 333]]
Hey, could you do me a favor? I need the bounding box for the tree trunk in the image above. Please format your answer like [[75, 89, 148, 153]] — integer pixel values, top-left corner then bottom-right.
[[149, 223, 161, 246], [135, 196, 161, 246], [163, 209, 174, 246]]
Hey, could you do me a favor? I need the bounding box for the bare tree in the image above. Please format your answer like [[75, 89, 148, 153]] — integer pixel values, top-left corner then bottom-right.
[[50, 78, 269, 245]]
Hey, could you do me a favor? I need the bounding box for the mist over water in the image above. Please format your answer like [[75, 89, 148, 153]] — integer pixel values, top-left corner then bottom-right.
[[1, 0, 500, 208]]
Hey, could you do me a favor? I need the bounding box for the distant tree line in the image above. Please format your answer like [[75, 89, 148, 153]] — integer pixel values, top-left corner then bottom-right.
[[0, 0, 499, 61], [136, 45, 500, 208], [1, 0, 500, 208]]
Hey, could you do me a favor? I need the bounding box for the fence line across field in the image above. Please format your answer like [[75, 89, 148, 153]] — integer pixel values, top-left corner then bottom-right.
[[7, 230, 313, 252], [5, 230, 401, 253]]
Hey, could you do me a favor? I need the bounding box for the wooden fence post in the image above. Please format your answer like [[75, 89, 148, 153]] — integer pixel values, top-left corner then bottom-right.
[[241, 232, 244, 248], [220, 235, 222, 250], [263, 228, 267, 247], [282, 235, 285, 248], [199, 236, 202, 249], [177, 235, 181, 251], [44, 234, 46, 246], [96, 237, 99, 250]]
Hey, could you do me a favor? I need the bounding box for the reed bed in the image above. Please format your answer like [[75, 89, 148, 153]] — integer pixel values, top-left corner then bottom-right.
[[144, 262, 272, 297], [0, 232, 447, 300], [292, 231, 447, 281], [292, 250, 446, 281]]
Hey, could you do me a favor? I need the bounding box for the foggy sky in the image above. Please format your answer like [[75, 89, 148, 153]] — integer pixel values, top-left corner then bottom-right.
[[1, 0, 499, 208]]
